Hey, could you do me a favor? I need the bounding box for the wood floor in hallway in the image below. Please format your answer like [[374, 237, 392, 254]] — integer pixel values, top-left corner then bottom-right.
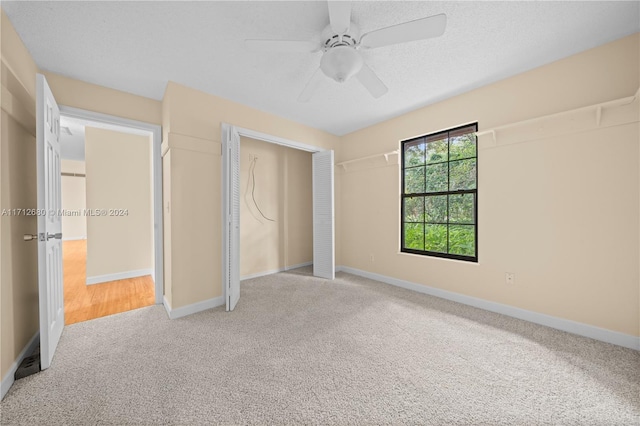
[[63, 240, 155, 325]]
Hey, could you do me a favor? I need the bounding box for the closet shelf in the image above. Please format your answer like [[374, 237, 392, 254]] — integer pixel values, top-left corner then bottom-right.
[[336, 150, 399, 171], [475, 87, 640, 145]]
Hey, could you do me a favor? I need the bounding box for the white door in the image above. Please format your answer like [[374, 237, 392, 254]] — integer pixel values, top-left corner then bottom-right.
[[312, 150, 335, 280], [36, 74, 64, 369], [222, 124, 240, 311]]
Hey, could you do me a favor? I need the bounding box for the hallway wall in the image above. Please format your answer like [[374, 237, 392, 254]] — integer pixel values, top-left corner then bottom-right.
[[60, 160, 86, 241], [84, 127, 153, 283]]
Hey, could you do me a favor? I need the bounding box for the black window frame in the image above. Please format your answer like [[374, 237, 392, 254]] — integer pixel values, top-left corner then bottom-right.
[[400, 123, 478, 262]]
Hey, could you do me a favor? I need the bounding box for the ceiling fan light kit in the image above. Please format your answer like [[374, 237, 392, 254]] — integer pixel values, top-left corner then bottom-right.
[[320, 46, 363, 83], [246, 1, 447, 102]]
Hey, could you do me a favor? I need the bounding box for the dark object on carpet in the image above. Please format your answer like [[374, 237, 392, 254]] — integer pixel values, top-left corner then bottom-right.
[[14, 346, 40, 381]]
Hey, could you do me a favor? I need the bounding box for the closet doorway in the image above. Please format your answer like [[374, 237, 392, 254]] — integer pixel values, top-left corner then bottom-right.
[[238, 137, 314, 280], [222, 124, 335, 311]]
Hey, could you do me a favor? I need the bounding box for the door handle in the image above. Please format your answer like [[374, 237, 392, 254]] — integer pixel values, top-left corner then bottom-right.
[[47, 233, 62, 240]]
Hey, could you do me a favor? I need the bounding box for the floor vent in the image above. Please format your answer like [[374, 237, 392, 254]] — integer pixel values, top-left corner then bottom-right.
[[14, 346, 40, 381]]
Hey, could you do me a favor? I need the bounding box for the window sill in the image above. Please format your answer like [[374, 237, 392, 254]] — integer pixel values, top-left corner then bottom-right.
[[397, 251, 479, 264]]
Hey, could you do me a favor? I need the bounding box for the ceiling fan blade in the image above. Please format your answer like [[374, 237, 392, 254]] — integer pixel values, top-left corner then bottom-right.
[[360, 13, 447, 49], [245, 39, 319, 53], [298, 68, 325, 103], [328, 1, 351, 34], [356, 64, 388, 98]]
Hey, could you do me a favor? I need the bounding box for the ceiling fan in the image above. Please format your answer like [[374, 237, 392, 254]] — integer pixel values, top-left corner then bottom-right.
[[245, 1, 447, 102]]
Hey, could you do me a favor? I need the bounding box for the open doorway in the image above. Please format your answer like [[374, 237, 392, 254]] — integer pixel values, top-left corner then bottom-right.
[[58, 109, 163, 324]]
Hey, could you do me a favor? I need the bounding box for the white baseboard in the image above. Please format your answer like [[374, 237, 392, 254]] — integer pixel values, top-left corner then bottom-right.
[[1, 332, 39, 400], [163, 295, 225, 320], [241, 261, 312, 281], [284, 261, 313, 271], [241, 268, 283, 281], [163, 296, 172, 318], [62, 236, 86, 241], [86, 268, 153, 285], [340, 266, 640, 351]]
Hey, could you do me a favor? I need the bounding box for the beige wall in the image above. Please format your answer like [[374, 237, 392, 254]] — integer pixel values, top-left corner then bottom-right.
[[85, 127, 153, 281], [60, 160, 86, 240], [161, 82, 339, 309], [0, 110, 38, 381], [163, 81, 340, 149], [339, 34, 640, 337], [42, 72, 161, 126], [0, 9, 39, 381], [1, 11, 36, 99], [240, 137, 312, 277], [163, 139, 218, 308], [61, 159, 85, 174]]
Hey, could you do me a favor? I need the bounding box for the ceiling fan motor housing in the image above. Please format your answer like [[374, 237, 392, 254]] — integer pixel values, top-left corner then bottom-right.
[[321, 22, 361, 48]]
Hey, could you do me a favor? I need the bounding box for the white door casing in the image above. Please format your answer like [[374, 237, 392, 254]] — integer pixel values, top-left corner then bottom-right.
[[222, 124, 241, 311], [36, 74, 64, 370], [312, 150, 335, 280]]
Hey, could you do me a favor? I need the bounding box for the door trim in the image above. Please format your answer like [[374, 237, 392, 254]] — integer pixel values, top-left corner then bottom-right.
[[59, 106, 164, 304]]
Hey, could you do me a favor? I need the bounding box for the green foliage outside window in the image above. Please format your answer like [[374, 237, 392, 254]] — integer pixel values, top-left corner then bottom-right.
[[401, 124, 478, 261]]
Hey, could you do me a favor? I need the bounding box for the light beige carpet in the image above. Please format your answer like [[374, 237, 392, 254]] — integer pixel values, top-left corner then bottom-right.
[[1, 267, 639, 425]]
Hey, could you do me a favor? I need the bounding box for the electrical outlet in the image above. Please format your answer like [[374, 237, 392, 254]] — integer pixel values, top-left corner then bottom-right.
[[505, 272, 515, 285], [370, 254, 375, 263]]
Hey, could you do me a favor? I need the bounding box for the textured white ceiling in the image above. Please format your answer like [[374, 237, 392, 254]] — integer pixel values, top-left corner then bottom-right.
[[4, 1, 639, 136]]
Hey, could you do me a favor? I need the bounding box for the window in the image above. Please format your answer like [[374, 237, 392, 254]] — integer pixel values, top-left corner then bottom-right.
[[401, 123, 478, 262]]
